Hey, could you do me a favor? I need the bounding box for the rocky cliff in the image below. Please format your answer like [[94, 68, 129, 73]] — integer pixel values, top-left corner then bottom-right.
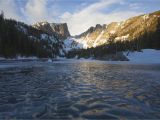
[[33, 22, 70, 40]]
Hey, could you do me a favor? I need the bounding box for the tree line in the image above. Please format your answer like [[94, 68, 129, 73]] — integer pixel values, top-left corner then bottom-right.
[[0, 12, 62, 58]]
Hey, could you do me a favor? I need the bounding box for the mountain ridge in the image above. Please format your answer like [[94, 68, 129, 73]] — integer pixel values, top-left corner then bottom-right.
[[0, 10, 160, 59], [63, 10, 160, 52]]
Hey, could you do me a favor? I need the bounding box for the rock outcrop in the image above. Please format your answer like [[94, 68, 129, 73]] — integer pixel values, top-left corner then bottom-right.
[[33, 22, 70, 40]]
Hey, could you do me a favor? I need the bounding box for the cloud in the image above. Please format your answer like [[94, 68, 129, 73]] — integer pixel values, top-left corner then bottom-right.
[[26, 0, 47, 20], [0, 0, 22, 20], [21, 0, 51, 24], [60, 0, 143, 35], [0, 0, 58, 24]]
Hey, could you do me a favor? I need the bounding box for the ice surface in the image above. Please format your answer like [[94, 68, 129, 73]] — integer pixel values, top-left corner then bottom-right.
[[124, 49, 160, 63]]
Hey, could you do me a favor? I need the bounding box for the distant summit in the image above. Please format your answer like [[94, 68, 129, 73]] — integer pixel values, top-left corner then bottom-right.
[[70, 10, 160, 48], [33, 22, 70, 40]]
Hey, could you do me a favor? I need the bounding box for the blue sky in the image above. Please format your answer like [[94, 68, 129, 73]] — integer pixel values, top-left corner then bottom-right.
[[0, 0, 160, 35]]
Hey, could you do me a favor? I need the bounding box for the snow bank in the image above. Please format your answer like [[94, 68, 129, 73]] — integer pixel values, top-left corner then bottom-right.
[[63, 37, 85, 52], [17, 56, 38, 60], [124, 49, 160, 63], [0, 56, 38, 60], [0, 57, 5, 60], [47, 59, 52, 62]]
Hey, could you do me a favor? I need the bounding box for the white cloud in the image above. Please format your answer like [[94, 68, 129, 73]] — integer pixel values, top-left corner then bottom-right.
[[22, 0, 60, 24], [0, 0, 58, 24], [60, 0, 143, 35], [27, 0, 47, 18], [0, 0, 22, 20], [22, 0, 49, 24]]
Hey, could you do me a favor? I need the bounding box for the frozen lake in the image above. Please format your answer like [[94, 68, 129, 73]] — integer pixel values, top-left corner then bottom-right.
[[0, 60, 160, 119]]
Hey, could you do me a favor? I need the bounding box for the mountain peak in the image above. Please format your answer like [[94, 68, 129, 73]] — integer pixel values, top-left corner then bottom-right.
[[68, 10, 160, 48], [32, 21, 70, 40]]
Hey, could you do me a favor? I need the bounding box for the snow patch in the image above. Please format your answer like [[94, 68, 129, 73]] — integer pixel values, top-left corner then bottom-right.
[[93, 31, 104, 47], [16, 25, 27, 34], [115, 34, 129, 41], [29, 36, 37, 40], [63, 37, 88, 52], [59, 49, 65, 56], [142, 14, 149, 20], [76, 38, 88, 49], [153, 15, 157, 18], [40, 34, 57, 43], [56, 56, 67, 60], [0, 56, 38, 60], [110, 30, 116, 34], [124, 49, 160, 63], [47, 59, 52, 62], [0, 57, 5, 60], [120, 21, 126, 29], [41, 34, 48, 40], [117, 22, 121, 26], [17, 56, 38, 60]]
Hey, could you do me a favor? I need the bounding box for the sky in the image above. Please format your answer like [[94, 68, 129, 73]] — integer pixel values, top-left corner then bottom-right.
[[0, 0, 160, 35]]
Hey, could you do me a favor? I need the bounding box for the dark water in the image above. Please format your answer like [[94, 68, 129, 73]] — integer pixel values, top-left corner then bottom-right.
[[0, 60, 160, 119]]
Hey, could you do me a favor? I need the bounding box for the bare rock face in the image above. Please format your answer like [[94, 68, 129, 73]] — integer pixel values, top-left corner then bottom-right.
[[33, 22, 70, 40], [75, 10, 160, 48], [49, 23, 70, 40]]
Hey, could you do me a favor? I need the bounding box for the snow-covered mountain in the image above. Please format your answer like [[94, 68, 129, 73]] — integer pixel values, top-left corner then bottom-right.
[[0, 10, 160, 59], [32, 21, 70, 40], [15, 21, 72, 57], [63, 10, 160, 52]]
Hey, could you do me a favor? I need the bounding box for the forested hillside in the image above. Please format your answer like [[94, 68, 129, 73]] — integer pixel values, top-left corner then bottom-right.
[[0, 12, 62, 58]]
